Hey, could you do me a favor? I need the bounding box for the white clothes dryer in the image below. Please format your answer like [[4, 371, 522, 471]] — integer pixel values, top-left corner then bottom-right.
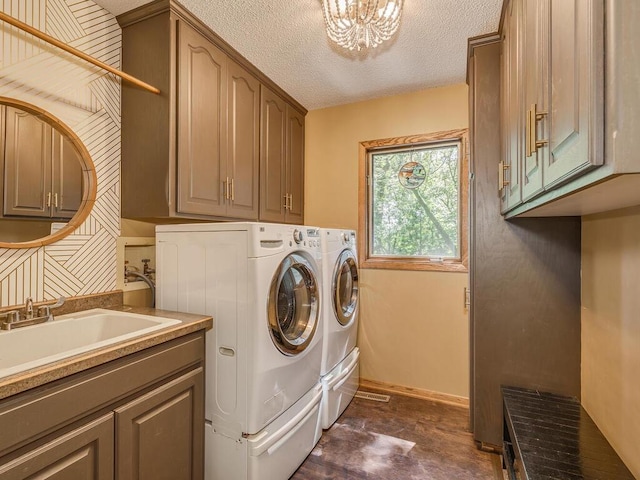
[[156, 222, 323, 480], [318, 228, 360, 429]]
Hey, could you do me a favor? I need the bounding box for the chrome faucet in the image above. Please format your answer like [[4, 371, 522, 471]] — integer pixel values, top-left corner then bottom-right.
[[25, 297, 34, 319], [0, 297, 65, 331]]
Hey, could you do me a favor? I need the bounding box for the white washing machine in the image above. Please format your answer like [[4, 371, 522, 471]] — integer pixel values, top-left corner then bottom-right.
[[319, 228, 360, 430], [156, 222, 324, 480]]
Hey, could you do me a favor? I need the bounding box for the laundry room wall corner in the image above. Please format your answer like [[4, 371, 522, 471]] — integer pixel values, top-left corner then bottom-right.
[[304, 84, 470, 398]]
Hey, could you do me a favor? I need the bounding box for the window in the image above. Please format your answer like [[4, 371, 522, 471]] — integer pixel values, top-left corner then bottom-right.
[[358, 129, 468, 272]]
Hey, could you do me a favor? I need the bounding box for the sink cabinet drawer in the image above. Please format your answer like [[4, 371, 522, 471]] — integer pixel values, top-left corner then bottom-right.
[[0, 332, 204, 456]]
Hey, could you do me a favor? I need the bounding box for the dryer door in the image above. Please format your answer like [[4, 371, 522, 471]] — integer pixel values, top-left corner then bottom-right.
[[333, 250, 359, 326], [268, 252, 319, 356]]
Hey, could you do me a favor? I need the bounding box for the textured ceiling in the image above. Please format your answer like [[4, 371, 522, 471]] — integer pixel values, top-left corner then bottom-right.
[[94, 0, 502, 111]]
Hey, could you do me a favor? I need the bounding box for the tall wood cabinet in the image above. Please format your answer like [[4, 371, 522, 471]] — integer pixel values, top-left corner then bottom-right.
[[468, 35, 581, 449], [259, 87, 304, 224], [499, 0, 603, 213], [1, 106, 83, 219], [119, 0, 305, 223]]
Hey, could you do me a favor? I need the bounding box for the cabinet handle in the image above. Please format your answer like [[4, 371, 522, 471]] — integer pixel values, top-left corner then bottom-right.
[[54, 193, 58, 208], [224, 177, 230, 200], [283, 194, 289, 210], [46, 192, 51, 208], [526, 107, 532, 157], [498, 161, 510, 192], [288, 194, 293, 212], [528, 103, 548, 156], [230, 178, 234, 201]]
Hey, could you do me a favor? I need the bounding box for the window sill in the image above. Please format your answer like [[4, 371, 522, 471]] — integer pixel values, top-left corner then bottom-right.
[[360, 257, 468, 273]]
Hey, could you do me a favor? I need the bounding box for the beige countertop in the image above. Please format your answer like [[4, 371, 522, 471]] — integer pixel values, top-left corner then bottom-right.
[[0, 306, 212, 400]]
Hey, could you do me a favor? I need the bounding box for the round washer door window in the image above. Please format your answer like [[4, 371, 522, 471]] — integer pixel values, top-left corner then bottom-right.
[[333, 250, 359, 326], [268, 252, 319, 356]]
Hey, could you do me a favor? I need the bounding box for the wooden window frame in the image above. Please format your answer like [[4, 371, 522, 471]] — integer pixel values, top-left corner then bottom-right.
[[358, 128, 469, 273]]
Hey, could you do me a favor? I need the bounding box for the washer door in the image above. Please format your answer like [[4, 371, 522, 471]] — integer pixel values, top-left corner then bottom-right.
[[268, 252, 319, 356], [333, 250, 359, 326]]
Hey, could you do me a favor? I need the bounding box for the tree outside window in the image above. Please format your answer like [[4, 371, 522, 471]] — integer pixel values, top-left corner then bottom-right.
[[358, 129, 468, 272]]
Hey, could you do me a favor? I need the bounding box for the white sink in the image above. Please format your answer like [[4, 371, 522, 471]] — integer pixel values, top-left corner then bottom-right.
[[0, 309, 181, 379]]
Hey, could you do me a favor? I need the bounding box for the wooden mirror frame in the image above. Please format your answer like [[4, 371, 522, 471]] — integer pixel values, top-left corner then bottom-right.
[[0, 96, 98, 249]]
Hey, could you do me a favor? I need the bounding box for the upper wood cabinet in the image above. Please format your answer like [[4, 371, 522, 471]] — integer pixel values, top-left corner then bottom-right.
[[227, 61, 261, 220], [499, 0, 524, 213], [286, 105, 305, 224], [259, 87, 305, 224], [499, 0, 608, 216], [176, 21, 228, 217], [176, 23, 259, 220], [118, 0, 304, 223], [541, 0, 604, 188], [1, 106, 83, 220]]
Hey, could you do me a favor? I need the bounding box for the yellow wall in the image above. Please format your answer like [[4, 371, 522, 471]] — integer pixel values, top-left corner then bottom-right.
[[582, 206, 640, 477], [305, 84, 470, 398]]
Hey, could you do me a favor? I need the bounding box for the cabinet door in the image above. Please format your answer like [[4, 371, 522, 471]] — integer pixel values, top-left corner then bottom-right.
[[259, 86, 286, 223], [177, 20, 228, 217], [227, 61, 259, 220], [543, 0, 603, 188], [285, 105, 304, 224], [0, 414, 114, 480], [52, 131, 84, 219], [500, 0, 524, 212], [521, 0, 545, 201], [3, 106, 52, 218], [115, 368, 204, 480]]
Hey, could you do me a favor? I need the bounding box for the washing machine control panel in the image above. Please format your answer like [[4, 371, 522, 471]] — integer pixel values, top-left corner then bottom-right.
[[289, 228, 321, 247]]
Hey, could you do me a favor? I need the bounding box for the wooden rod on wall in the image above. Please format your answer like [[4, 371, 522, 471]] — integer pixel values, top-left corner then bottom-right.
[[0, 11, 160, 95]]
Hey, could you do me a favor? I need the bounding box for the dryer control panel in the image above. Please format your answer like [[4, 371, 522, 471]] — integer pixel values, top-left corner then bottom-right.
[[341, 231, 356, 246]]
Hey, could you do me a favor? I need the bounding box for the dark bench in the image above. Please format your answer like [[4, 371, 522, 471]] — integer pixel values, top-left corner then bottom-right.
[[502, 386, 634, 479]]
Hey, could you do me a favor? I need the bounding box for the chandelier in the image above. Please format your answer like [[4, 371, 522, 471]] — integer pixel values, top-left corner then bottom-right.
[[321, 0, 405, 52]]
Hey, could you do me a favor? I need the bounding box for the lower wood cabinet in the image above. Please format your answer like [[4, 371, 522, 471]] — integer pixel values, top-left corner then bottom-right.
[[116, 368, 204, 480], [0, 414, 114, 480], [0, 333, 205, 480]]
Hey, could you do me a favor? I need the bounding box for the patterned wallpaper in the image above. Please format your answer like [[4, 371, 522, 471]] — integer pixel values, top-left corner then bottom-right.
[[0, 0, 121, 307]]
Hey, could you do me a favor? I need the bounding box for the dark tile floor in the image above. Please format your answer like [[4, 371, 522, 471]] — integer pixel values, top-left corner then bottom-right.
[[292, 391, 501, 479]]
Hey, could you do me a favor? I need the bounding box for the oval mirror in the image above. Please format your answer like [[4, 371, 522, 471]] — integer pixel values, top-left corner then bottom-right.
[[0, 97, 97, 249]]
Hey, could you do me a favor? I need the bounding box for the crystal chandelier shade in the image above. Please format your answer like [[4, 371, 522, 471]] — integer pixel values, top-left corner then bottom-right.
[[321, 0, 405, 52]]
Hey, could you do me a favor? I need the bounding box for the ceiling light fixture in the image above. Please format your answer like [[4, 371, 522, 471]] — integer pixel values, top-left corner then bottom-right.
[[321, 0, 405, 52]]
